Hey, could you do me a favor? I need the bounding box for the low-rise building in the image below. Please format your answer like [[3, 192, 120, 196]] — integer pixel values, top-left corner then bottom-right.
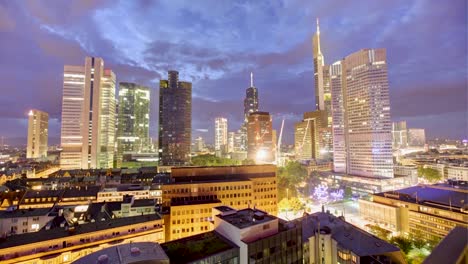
[[74, 242, 169, 264], [214, 207, 303, 264], [301, 211, 406, 264], [0, 207, 54, 237], [0, 214, 164, 264], [165, 196, 222, 241], [359, 184, 468, 242]]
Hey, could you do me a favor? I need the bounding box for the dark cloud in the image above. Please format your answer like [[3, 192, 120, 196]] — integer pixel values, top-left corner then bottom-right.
[[0, 0, 466, 144]]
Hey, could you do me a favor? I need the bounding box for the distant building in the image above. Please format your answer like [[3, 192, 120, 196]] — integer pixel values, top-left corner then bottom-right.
[[27, 109, 48, 159], [331, 49, 394, 178], [193, 136, 205, 153], [407, 128, 426, 147], [359, 184, 468, 243], [227, 132, 235, 153], [215, 117, 228, 157], [241, 72, 259, 151], [60, 57, 116, 169], [158, 71, 192, 166], [247, 112, 274, 163], [295, 110, 328, 161], [116, 82, 150, 166], [392, 121, 408, 149]]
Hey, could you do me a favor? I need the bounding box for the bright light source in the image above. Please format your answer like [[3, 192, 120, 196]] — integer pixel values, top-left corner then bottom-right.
[[28, 110, 34, 116], [256, 149, 267, 162]]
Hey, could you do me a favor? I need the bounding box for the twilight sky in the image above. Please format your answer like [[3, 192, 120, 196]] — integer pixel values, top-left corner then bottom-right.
[[0, 0, 466, 145]]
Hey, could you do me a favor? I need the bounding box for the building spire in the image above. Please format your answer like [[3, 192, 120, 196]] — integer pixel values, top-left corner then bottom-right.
[[316, 17, 321, 54], [250, 72, 254, 87]]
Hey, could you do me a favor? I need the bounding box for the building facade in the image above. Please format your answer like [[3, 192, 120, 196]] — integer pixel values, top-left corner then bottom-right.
[[247, 112, 274, 163], [60, 57, 116, 169], [408, 128, 426, 147], [215, 117, 228, 157], [359, 184, 468, 243], [158, 71, 192, 166], [26, 109, 48, 159], [392, 121, 408, 149], [330, 49, 394, 178], [294, 110, 328, 161], [116, 82, 151, 166]]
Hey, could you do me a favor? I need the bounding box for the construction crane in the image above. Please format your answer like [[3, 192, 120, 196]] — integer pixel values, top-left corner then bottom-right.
[[276, 118, 285, 165]]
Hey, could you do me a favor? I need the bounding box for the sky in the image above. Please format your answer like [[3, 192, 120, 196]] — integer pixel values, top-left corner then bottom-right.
[[0, 0, 466, 145]]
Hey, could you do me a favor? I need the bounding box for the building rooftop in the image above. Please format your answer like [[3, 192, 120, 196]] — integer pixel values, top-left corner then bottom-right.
[[73, 242, 169, 264], [214, 206, 234, 212], [218, 208, 276, 229], [302, 212, 402, 257], [0, 214, 162, 249], [423, 226, 468, 264], [375, 184, 468, 210], [0, 207, 52, 218], [62, 186, 100, 198], [161, 231, 238, 263]]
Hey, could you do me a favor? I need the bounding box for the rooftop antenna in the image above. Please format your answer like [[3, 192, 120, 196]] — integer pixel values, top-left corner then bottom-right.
[[250, 72, 254, 87]]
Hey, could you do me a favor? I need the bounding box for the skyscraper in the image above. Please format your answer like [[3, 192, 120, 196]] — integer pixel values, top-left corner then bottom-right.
[[158, 71, 192, 166], [331, 49, 394, 178], [392, 121, 408, 149], [27, 109, 48, 159], [244, 72, 259, 124], [60, 57, 116, 169], [116, 82, 151, 165], [214, 117, 228, 157], [247, 112, 274, 163], [312, 18, 333, 156], [294, 110, 328, 161]]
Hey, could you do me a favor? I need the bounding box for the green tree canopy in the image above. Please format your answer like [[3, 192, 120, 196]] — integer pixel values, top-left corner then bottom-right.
[[191, 154, 240, 166], [417, 167, 442, 182]]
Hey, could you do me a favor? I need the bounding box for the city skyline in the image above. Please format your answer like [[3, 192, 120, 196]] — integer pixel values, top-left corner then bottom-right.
[[0, 1, 466, 145]]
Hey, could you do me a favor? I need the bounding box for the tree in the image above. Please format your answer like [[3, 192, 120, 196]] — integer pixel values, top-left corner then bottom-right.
[[344, 187, 353, 199], [389, 236, 413, 255], [289, 197, 304, 213], [278, 198, 290, 212], [368, 225, 391, 241], [417, 167, 442, 182], [191, 154, 239, 166]]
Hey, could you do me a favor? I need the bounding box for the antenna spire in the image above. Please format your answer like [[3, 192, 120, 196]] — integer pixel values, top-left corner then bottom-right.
[[250, 72, 254, 87], [316, 18, 320, 34]]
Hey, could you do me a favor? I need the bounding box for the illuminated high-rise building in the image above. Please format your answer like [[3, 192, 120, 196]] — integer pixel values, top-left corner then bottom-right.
[[26, 109, 48, 159], [214, 117, 228, 157], [407, 128, 426, 147], [392, 121, 408, 149], [331, 49, 394, 178], [294, 110, 328, 161], [312, 18, 333, 156], [158, 71, 192, 166], [247, 112, 274, 163], [60, 57, 116, 169], [240, 72, 259, 151], [116, 82, 150, 166]]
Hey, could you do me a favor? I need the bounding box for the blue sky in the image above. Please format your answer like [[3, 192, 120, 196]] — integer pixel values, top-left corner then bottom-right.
[[0, 0, 466, 145]]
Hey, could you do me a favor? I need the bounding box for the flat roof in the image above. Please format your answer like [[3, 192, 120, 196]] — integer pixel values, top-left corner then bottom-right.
[[214, 206, 234, 212], [423, 226, 468, 264], [73, 242, 169, 264], [375, 184, 467, 209], [218, 208, 276, 229], [161, 231, 238, 263], [0, 214, 162, 249]]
